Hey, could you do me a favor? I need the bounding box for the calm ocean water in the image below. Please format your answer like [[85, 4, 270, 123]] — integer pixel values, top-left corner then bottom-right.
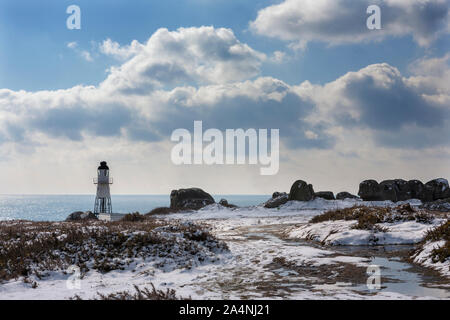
[[0, 195, 269, 221]]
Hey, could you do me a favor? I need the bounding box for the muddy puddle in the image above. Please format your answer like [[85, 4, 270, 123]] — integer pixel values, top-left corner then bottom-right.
[[215, 222, 449, 299]]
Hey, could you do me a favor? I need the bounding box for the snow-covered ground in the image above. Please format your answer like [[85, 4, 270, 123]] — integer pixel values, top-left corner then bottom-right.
[[0, 199, 448, 300], [413, 241, 449, 277], [286, 219, 444, 246]]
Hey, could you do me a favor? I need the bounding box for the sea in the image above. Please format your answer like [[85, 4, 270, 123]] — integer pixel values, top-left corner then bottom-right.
[[0, 194, 270, 221]]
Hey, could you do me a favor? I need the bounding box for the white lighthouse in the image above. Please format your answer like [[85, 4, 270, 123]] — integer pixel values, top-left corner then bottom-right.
[[94, 161, 113, 215]]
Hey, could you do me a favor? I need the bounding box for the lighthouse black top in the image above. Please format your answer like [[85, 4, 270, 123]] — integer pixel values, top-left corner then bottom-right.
[[98, 161, 109, 170]]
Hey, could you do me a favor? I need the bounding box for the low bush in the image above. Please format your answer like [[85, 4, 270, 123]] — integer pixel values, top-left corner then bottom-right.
[[0, 219, 228, 282], [94, 284, 185, 300], [121, 212, 145, 222], [310, 204, 435, 231], [423, 220, 449, 263], [146, 207, 187, 216]]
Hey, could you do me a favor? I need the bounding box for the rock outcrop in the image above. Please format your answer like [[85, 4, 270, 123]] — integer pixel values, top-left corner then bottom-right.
[[336, 192, 359, 200], [379, 180, 400, 202], [358, 178, 449, 202], [219, 198, 238, 208], [314, 191, 335, 200], [425, 178, 450, 201], [264, 192, 288, 208], [392, 179, 411, 201], [272, 192, 285, 199], [407, 180, 432, 202], [170, 188, 215, 210], [358, 180, 383, 201], [65, 211, 98, 222], [289, 180, 315, 201], [420, 198, 450, 212]]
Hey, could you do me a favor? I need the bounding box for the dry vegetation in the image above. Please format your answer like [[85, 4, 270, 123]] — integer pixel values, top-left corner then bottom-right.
[[0, 218, 228, 283], [419, 220, 449, 264], [72, 284, 187, 300], [121, 212, 146, 222], [268, 256, 369, 286], [145, 207, 189, 216], [310, 204, 436, 231]]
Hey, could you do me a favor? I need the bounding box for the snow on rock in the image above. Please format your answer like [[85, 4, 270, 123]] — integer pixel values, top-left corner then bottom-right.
[[157, 199, 423, 222], [412, 241, 449, 277], [286, 220, 444, 246]]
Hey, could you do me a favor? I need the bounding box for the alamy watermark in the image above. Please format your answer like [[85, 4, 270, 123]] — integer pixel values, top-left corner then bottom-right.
[[66, 265, 81, 290], [366, 265, 381, 290], [367, 5, 381, 30], [66, 5, 81, 30], [171, 121, 279, 175], [64, 5, 381, 32]]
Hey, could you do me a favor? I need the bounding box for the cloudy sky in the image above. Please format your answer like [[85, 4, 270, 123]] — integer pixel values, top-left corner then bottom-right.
[[0, 0, 449, 195]]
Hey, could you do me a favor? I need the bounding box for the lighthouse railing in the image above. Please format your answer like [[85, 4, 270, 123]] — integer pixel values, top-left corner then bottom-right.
[[93, 177, 113, 184]]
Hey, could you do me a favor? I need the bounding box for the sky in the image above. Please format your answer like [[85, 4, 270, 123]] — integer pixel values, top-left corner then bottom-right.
[[0, 0, 449, 195]]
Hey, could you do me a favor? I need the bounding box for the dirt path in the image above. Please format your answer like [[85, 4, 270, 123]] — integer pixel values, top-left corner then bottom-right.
[[186, 220, 450, 299]]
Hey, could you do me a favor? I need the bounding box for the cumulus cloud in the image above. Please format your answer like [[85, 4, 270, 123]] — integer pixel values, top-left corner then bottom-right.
[[99, 38, 144, 60], [0, 27, 330, 151], [126, 77, 335, 149], [67, 41, 94, 62], [250, 0, 449, 48], [80, 51, 93, 62], [100, 26, 267, 94], [1, 27, 448, 160], [300, 61, 450, 148], [67, 42, 77, 49], [270, 51, 287, 63], [406, 53, 450, 104]]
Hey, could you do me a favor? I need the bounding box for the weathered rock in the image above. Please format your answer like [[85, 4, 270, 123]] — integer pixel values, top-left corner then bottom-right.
[[170, 188, 215, 210], [264, 193, 288, 208], [420, 198, 450, 212], [336, 192, 359, 200], [391, 179, 412, 201], [218, 198, 238, 208], [65, 211, 98, 222], [358, 180, 383, 201], [379, 180, 399, 202], [407, 180, 432, 202], [289, 180, 315, 201], [272, 192, 285, 199], [358, 178, 449, 202], [425, 178, 450, 201], [146, 207, 186, 216], [314, 191, 335, 200], [121, 212, 145, 222]]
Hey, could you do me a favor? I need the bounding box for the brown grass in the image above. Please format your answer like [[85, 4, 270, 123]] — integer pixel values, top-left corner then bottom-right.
[[145, 207, 188, 216], [310, 204, 435, 231], [0, 219, 228, 283], [121, 212, 146, 222], [423, 220, 449, 263], [88, 284, 187, 300]]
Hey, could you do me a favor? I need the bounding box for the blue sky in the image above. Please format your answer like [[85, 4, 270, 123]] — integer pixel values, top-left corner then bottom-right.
[[0, 0, 273, 90], [1, 0, 447, 90], [0, 0, 449, 194]]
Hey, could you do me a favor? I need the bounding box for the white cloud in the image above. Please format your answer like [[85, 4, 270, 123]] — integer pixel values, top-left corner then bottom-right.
[[67, 41, 94, 62], [67, 42, 77, 49], [250, 0, 449, 48], [298, 60, 450, 149], [81, 51, 93, 62], [99, 38, 144, 60], [270, 51, 287, 63], [1, 27, 449, 193], [100, 26, 267, 94]]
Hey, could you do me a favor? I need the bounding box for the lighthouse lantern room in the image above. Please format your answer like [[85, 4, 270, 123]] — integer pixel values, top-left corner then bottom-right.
[[94, 161, 113, 215]]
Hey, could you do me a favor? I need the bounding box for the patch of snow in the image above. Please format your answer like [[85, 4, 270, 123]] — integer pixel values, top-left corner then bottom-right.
[[286, 219, 444, 246], [412, 240, 449, 277]]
